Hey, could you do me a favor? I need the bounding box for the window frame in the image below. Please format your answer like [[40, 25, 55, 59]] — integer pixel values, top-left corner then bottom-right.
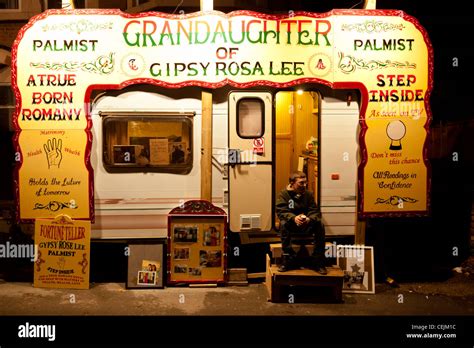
[[100, 111, 195, 174], [236, 97, 265, 139]]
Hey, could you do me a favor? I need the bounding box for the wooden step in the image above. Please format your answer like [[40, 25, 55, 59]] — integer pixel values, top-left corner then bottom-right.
[[265, 255, 343, 303]]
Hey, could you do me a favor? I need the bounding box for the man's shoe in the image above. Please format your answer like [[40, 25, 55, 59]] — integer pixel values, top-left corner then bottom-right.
[[278, 254, 295, 272], [315, 265, 328, 275], [311, 257, 328, 275]]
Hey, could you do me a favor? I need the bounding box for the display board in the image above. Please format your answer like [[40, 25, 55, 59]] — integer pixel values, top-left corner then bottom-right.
[[168, 200, 227, 285]]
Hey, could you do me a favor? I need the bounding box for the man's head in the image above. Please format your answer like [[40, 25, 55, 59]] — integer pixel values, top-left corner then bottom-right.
[[289, 171, 307, 194]]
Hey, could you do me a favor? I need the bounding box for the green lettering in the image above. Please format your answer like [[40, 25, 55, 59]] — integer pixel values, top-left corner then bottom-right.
[[297, 30, 313, 45], [123, 33, 140, 47]]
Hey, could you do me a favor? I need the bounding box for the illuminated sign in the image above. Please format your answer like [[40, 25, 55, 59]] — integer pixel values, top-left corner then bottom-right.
[[12, 9, 432, 218]]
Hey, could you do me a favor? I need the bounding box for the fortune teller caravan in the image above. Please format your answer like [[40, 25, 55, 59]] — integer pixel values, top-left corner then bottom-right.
[[12, 8, 432, 244]]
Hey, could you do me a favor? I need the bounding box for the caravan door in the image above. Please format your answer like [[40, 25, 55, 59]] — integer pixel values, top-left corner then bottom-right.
[[319, 94, 359, 235], [228, 91, 273, 233]]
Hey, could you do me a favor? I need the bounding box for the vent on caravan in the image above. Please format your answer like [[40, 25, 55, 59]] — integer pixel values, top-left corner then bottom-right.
[[239, 214, 261, 230]]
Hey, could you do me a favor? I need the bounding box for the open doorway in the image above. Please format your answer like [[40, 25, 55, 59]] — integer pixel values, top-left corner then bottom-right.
[[275, 89, 360, 237], [275, 90, 319, 203]]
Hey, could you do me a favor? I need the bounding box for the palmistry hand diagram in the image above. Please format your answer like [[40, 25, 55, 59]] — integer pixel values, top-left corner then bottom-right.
[[44, 138, 63, 169]]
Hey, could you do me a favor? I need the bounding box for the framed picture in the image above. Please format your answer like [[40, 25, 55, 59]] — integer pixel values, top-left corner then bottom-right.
[[336, 245, 375, 294], [173, 226, 198, 243], [199, 250, 222, 268], [202, 224, 221, 246], [173, 247, 190, 260], [169, 142, 187, 164], [137, 270, 157, 285], [168, 200, 227, 285], [126, 240, 165, 289], [113, 145, 141, 164]]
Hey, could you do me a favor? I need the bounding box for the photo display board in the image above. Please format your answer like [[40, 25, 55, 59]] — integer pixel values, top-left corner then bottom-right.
[[168, 201, 227, 285]]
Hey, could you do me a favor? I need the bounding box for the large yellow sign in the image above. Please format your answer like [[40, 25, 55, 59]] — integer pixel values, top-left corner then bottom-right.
[[34, 215, 91, 289], [12, 9, 432, 217]]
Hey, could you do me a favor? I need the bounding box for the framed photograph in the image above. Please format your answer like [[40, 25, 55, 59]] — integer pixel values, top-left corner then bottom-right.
[[169, 142, 187, 164], [137, 270, 157, 285], [126, 240, 165, 289], [173, 247, 190, 260], [199, 250, 222, 268], [188, 267, 202, 276], [203, 224, 221, 246], [173, 226, 198, 243], [113, 145, 141, 164], [174, 264, 188, 273], [336, 245, 375, 294]]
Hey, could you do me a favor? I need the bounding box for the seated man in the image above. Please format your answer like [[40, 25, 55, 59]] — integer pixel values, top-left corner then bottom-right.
[[275, 171, 327, 274]]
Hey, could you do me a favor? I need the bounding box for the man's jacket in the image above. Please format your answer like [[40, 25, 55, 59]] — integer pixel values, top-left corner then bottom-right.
[[275, 185, 322, 225]]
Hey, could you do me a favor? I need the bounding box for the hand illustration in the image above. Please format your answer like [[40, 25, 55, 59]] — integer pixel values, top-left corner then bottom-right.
[[44, 138, 63, 169], [79, 253, 88, 274], [35, 250, 45, 272]]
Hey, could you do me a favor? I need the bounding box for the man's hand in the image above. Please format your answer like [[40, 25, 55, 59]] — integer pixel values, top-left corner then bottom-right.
[[295, 214, 310, 227]]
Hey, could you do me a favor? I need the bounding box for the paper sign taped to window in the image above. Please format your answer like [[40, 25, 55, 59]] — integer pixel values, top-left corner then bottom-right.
[[149, 138, 169, 164]]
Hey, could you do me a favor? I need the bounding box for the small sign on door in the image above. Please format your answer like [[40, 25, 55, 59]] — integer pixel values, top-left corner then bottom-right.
[[253, 137, 265, 155]]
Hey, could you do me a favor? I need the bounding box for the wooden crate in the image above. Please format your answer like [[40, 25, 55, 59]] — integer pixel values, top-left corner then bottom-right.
[[265, 254, 343, 303]]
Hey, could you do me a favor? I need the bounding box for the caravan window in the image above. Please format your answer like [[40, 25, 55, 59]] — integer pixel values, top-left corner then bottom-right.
[[101, 112, 194, 174], [237, 98, 264, 138]]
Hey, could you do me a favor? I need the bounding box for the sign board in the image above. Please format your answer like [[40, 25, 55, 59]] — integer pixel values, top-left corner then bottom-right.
[[12, 9, 433, 217], [34, 215, 91, 289]]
